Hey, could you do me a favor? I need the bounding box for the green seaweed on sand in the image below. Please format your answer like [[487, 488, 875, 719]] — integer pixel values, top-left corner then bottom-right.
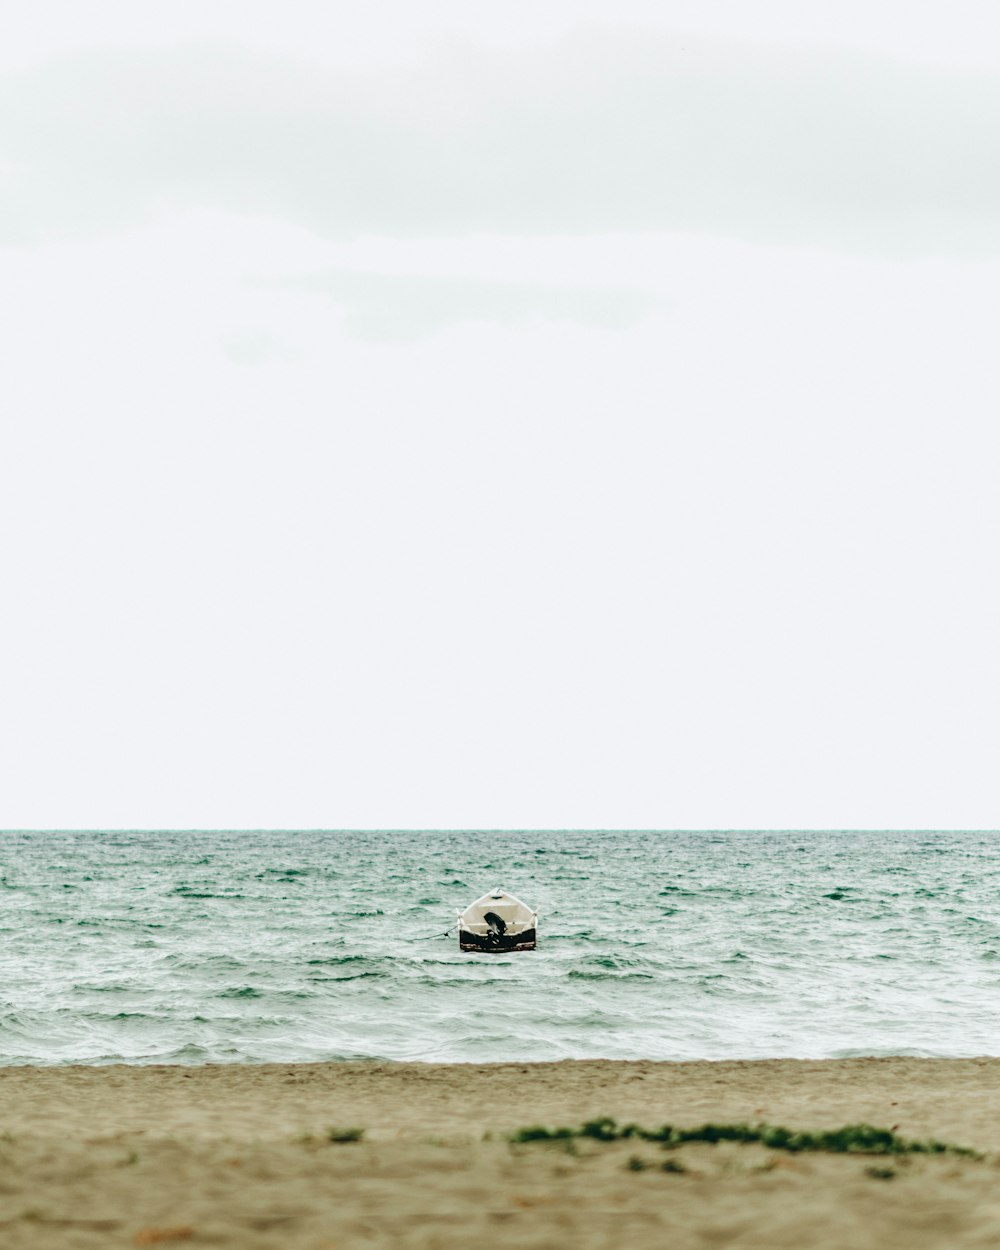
[[510, 1125, 577, 1143], [326, 1127, 365, 1144], [511, 1117, 626, 1144], [509, 1119, 979, 1158]]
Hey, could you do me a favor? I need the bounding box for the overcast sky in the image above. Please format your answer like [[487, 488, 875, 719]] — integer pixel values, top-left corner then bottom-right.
[[2, 2, 998, 829]]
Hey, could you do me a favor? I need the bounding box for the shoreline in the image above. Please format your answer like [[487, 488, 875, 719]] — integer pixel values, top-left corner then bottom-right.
[[3, 1058, 1000, 1247]]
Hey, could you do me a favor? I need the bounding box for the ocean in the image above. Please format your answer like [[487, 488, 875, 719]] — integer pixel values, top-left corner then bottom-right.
[[0, 829, 996, 1065]]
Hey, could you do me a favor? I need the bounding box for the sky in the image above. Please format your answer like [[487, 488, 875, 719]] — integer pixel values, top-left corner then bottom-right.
[[1, 2, 998, 829]]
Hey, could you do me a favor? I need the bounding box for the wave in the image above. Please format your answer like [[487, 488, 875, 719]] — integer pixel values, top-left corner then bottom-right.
[[168, 889, 246, 900]]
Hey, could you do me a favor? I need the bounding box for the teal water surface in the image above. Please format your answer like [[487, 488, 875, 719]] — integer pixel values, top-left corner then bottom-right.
[[0, 830, 997, 1064]]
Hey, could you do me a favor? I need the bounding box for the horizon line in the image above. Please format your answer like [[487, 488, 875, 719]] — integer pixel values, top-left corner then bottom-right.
[[2, 828, 999, 835]]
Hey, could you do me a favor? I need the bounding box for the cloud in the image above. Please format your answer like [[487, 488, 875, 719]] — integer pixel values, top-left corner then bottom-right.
[[262, 269, 659, 340], [1, 32, 999, 254]]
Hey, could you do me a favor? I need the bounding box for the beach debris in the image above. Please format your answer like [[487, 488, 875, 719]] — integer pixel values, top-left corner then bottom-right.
[[133, 1228, 194, 1246]]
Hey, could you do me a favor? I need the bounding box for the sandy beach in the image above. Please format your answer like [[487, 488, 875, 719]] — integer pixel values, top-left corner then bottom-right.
[[1, 1058, 999, 1248]]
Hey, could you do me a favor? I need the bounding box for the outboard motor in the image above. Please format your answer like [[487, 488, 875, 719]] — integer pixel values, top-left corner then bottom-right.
[[483, 911, 507, 945]]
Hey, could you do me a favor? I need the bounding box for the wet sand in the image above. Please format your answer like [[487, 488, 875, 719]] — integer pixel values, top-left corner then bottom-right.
[[2, 1058, 1000, 1248]]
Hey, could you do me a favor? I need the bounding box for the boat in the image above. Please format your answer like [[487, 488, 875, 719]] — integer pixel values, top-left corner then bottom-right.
[[457, 888, 537, 952]]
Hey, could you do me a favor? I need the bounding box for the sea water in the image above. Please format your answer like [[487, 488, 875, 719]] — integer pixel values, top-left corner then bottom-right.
[[0, 829, 997, 1065]]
